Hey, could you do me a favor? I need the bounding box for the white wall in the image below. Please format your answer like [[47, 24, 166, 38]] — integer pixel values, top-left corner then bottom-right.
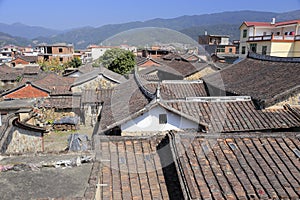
[[220, 37, 229, 45], [91, 47, 111, 60], [121, 105, 198, 132]]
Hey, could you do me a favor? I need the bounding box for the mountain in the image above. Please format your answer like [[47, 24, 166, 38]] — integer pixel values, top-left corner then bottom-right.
[[0, 32, 32, 46], [0, 22, 62, 39], [1, 10, 300, 49]]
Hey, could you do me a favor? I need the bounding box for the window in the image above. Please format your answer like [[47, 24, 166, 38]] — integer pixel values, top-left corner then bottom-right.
[[159, 114, 167, 124], [243, 30, 247, 38], [59, 48, 63, 53], [229, 48, 233, 53], [262, 46, 267, 55], [216, 47, 225, 53], [250, 43, 257, 53], [241, 46, 246, 54], [276, 32, 280, 35], [59, 57, 63, 62]]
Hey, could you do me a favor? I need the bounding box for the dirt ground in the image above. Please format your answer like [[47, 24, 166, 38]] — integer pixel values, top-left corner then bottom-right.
[[43, 125, 94, 152]]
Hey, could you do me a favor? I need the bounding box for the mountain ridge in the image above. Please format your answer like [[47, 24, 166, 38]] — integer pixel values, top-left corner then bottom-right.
[[0, 10, 299, 49]]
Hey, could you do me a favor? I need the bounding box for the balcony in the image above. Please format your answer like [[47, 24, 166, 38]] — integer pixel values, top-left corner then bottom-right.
[[248, 35, 300, 42]]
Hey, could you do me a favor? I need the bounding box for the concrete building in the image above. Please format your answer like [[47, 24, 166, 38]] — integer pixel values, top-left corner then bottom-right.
[[36, 43, 74, 64], [239, 19, 300, 57]]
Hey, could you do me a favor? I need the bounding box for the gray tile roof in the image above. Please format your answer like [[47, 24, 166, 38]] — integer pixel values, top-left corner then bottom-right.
[[160, 100, 300, 133], [203, 55, 300, 108], [168, 131, 300, 199], [71, 66, 127, 87], [93, 135, 170, 199]]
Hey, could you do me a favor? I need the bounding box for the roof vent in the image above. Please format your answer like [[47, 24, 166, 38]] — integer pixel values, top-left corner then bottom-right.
[[271, 18, 276, 25]]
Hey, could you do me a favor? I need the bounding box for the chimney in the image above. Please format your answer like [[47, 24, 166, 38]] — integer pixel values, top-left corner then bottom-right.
[[204, 31, 208, 35], [271, 18, 276, 25]]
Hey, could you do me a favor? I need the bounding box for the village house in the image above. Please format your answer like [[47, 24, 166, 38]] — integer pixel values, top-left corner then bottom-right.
[[203, 51, 300, 109], [94, 69, 300, 136], [10, 55, 38, 67], [239, 18, 300, 57], [137, 53, 218, 81], [35, 43, 74, 64], [70, 64, 127, 93], [0, 45, 19, 63]]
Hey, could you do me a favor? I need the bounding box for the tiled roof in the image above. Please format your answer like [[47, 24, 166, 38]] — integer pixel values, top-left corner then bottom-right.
[[1, 83, 50, 99], [0, 99, 36, 110], [168, 131, 300, 199], [97, 78, 208, 133], [39, 95, 81, 109], [157, 58, 200, 77], [203, 57, 300, 108], [93, 135, 170, 199], [153, 80, 207, 100], [160, 100, 300, 133], [71, 66, 127, 87], [29, 72, 75, 95], [23, 65, 41, 75], [244, 19, 300, 27], [136, 57, 162, 67], [0, 64, 23, 81], [98, 78, 151, 132], [14, 55, 38, 63]]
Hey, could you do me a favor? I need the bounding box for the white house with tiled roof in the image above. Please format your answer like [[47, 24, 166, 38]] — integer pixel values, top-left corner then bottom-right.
[[239, 19, 300, 57]]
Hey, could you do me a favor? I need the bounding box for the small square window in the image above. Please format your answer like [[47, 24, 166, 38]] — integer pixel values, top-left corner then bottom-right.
[[59, 57, 63, 62], [59, 48, 63, 53], [159, 114, 167, 124]]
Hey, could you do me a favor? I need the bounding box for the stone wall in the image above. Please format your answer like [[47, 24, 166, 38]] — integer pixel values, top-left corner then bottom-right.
[[72, 76, 118, 93], [3, 127, 43, 154]]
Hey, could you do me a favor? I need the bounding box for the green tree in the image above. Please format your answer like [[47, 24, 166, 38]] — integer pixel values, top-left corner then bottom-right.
[[67, 57, 82, 68], [38, 57, 65, 74], [97, 48, 135, 75]]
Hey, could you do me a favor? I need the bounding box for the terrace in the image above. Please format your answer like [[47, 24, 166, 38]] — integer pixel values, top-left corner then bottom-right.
[[248, 34, 300, 42]]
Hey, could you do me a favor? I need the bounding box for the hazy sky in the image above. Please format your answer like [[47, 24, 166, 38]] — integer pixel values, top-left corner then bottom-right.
[[0, 0, 299, 30]]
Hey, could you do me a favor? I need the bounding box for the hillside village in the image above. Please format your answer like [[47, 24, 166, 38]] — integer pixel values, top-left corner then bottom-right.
[[0, 18, 299, 199]]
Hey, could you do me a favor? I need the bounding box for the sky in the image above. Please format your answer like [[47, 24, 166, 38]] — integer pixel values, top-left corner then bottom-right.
[[0, 0, 299, 30]]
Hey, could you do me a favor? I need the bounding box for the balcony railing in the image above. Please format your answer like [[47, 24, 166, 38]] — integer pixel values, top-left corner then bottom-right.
[[248, 35, 300, 42]]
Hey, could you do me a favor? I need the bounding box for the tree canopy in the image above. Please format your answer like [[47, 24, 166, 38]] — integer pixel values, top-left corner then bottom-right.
[[97, 48, 135, 75], [67, 57, 82, 68]]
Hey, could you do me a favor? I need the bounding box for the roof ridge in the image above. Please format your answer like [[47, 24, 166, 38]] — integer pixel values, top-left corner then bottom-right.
[[134, 67, 156, 100]]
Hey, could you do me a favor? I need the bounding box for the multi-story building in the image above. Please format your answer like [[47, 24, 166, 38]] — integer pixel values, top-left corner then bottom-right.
[[0, 45, 19, 63], [198, 34, 238, 63], [239, 19, 300, 57], [35, 43, 74, 63]]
